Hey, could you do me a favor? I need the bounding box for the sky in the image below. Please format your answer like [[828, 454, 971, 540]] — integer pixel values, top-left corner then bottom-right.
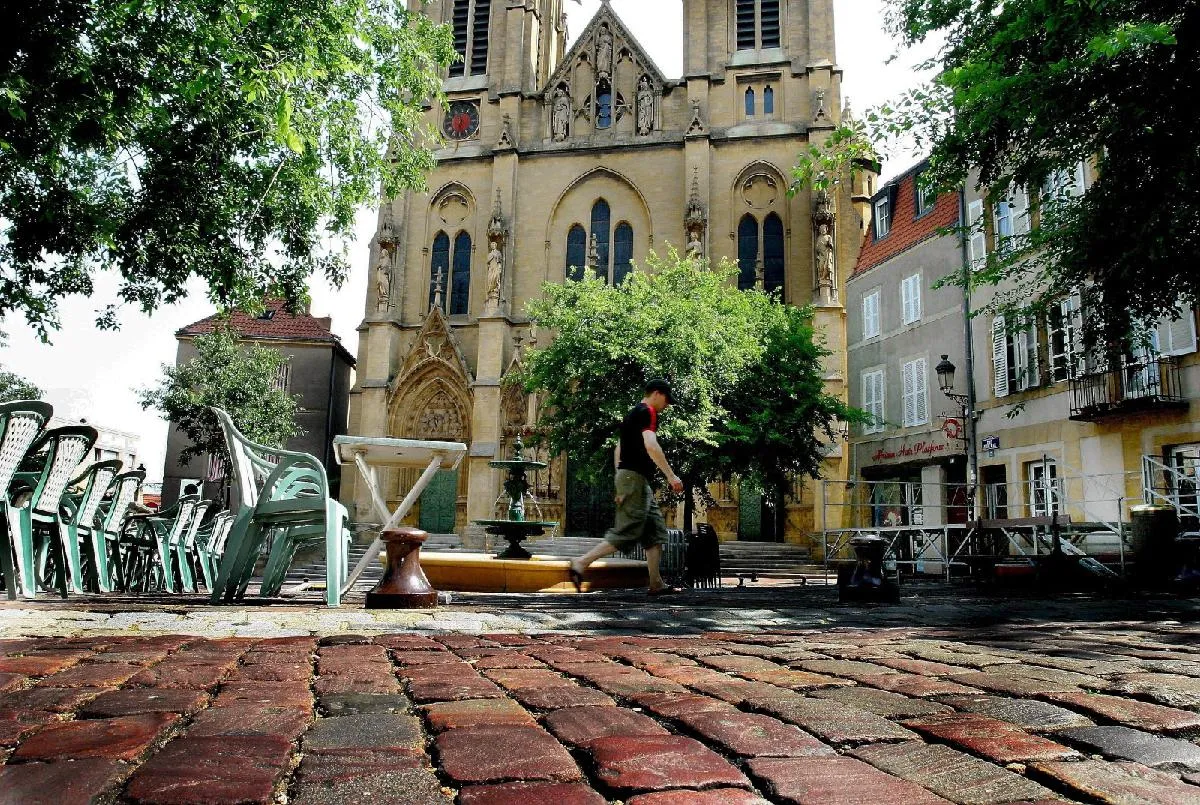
[[1, 0, 936, 482]]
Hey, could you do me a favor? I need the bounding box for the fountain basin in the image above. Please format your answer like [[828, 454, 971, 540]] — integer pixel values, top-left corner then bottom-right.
[[412, 552, 648, 593], [475, 519, 558, 559]]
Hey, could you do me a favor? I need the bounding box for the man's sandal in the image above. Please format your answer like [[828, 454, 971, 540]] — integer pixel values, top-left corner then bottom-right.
[[647, 585, 682, 597]]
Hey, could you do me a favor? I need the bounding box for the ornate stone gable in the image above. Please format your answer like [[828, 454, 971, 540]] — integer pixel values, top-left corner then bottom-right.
[[387, 306, 475, 442], [542, 3, 670, 143], [391, 305, 474, 393]]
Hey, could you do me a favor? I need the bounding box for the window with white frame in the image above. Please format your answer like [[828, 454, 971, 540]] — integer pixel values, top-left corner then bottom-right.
[[915, 176, 936, 216], [861, 368, 885, 434], [900, 274, 922, 325], [1026, 459, 1061, 517], [271, 361, 292, 393], [873, 196, 892, 238], [993, 188, 1030, 255], [1048, 293, 1086, 383], [862, 289, 881, 340], [966, 199, 987, 271], [1042, 161, 1087, 207], [992, 315, 1040, 396], [901, 357, 929, 427], [1157, 302, 1198, 357]]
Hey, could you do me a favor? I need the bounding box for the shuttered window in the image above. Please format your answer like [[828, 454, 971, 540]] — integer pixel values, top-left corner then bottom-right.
[[902, 358, 929, 427], [862, 289, 881, 340], [901, 274, 922, 325], [1158, 303, 1198, 357], [448, 0, 490, 77], [967, 199, 987, 271], [992, 317, 1009, 398], [862, 369, 885, 434], [1049, 293, 1085, 382]]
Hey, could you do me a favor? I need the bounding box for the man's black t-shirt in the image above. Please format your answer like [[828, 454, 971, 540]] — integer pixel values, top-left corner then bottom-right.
[[618, 402, 657, 479]]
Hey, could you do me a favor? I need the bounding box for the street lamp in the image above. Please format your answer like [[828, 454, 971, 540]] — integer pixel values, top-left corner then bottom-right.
[[935, 354, 979, 521]]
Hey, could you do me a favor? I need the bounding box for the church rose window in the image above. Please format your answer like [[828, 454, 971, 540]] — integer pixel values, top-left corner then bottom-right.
[[763, 212, 784, 295], [566, 224, 587, 281], [451, 231, 472, 314], [737, 214, 759, 290], [430, 232, 450, 311], [613, 223, 633, 285], [591, 199, 611, 282]]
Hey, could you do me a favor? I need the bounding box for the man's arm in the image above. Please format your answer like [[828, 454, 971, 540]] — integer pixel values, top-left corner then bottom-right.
[[643, 431, 684, 492], [614, 441, 621, 471]]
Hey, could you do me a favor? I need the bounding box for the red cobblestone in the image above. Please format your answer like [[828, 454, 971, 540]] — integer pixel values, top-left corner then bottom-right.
[[227, 661, 312, 683], [872, 657, 970, 676], [853, 740, 1059, 804], [589, 734, 750, 792], [0, 715, 50, 747], [423, 698, 537, 732], [626, 790, 771, 805], [678, 709, 835, 757], [482, 669, 576, 690], [0, 672, 24, 693], [392, 650, 461, 666], [0, 758, 128, 805], [748, 756, 953, 804], [0, 654, 82, 676], [374, 635, 446, 651], [128, 662, 233, 689], [1044, 691, 1200, 734], [407, 675, 505, 703], [292, 747, 448, 805], [435, 725, 581, 783], [629, 692, 736, 719], [852, 673, 981, 697], [36, 662, 141, 689], [212, 680, 314, 708], [1107, 673, 1200, 709], [753, 695, 917, 744], [78, 688, 207, 717], [473, 654, 546, 670], [239, 650, 313, 666], [313, 675, 402, 695], [458, 782, 606, 805], [545, 705, 669, 747], [13, 713, 179, 762], [902, 713, 1078, 763], [0, 685, 106, 714], [187, 705, 312, 739], [809, 686, 951, 718], [1030, 759, 1200, 804], [510, 686, 616, 710], [124, 734, 292, 805], [948, 671, 1082, 697]]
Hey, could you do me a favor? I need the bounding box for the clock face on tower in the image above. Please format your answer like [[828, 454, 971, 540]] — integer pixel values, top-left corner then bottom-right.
[[442, 101, 480, 140]]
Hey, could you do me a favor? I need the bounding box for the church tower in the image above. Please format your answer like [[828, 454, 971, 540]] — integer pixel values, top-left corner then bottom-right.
[[347, 0, 872, 549]]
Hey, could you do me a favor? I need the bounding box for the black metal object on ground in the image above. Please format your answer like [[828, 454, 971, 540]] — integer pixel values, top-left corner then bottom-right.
[[685, 525, 722, 589]]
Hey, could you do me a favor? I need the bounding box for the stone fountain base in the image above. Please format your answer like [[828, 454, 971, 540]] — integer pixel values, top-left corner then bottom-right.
[[385, 552, 649, 593]]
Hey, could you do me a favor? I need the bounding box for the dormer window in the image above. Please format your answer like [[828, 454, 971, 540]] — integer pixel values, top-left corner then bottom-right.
[[736, 0, 781, 51], [448, 0, 491, 77]]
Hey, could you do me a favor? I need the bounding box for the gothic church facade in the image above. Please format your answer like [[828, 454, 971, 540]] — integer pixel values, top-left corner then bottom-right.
[[344, 0, 872, 549]]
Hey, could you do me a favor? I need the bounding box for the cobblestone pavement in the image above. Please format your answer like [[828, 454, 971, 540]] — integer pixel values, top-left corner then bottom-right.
[[2, 588, 1200, 803]]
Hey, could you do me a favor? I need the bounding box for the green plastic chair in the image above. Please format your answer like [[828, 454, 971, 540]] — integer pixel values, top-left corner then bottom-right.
[[7, 425, 97, 598], [209, 407, 350, 606], [58, 459, 122, 593], [93, 469, 145, 591], [195, 510, 233, 591], [123, 495, 199, 593], [0, 401, 54, 600], [171, 498, 211, 592]]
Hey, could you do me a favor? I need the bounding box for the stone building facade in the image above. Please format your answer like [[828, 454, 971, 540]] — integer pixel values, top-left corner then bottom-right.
[[345, 0, 873, 548]]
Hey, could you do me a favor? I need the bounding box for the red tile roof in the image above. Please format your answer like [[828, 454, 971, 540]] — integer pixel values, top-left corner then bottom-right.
[[177, 301, 354, 364], [854, 169, 961, 276]]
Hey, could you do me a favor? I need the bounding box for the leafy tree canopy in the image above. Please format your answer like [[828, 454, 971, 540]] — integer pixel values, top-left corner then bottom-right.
[[0, 366, 42, 403], [138, 323, 301, 468], [2, 0, 456, 339], [795, 0, 1199, 342], [513, 251, 862, 520]]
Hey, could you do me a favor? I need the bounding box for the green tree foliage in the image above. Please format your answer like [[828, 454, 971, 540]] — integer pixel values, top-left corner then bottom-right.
[[2, 0, 456, 338], [0, 366, 42, 403], [795, 0, 1198, 341], [138, 323, 301, 468], [513, 251, 861, 525]]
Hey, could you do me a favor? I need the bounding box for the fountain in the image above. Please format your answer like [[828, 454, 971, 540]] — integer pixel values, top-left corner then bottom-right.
[[473, 435, 558, 559]]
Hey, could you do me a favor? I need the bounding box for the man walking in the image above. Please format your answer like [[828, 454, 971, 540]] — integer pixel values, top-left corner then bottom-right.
[[568, 379, 685, 595]]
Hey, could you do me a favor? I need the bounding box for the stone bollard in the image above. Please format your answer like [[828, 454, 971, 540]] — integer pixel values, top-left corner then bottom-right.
[[365, 526, 439, 609]]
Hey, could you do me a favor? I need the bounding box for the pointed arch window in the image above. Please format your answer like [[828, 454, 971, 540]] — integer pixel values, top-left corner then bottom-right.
[[430, 232, 450, 310], [745, 88, 756, 117], [448, 0, 491, 77], [451, 231, 472, 315], [737, 214, 759, 291], [763, 213, 785, 295], [591, 199, 611, 283], [596, 79, 613, 129], [736, 0, 781, 51], [566, 224, 587, 282], [613, 223, 634, 285], [763, 86, 774, 115]]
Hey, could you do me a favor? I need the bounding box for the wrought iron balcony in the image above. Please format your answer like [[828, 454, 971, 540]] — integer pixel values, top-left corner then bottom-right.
[[1069, 356, 1187, 421]]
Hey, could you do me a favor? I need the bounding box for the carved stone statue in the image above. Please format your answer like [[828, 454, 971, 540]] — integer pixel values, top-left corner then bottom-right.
[[374, 252, 391, 312], [686, 231, 703, 258], [551, 88, 570, 142], [486, 240, 503, 309], [596, 26, 613, 78], [816, 223, 836, 287], [636, 76, 654, 136]]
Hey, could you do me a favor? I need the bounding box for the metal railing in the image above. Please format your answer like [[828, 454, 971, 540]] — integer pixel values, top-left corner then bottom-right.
[[1142, 454, 1200, 523], [1069, 356, 1185, 420]]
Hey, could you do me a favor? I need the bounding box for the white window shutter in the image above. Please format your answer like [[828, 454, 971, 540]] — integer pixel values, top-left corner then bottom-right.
[[914, 357, 928, 424], [876, 371, 885, 430], [967, 200, 986, 270], [1159, 304, 1198, 356], [902, 361, 915, 426], [1025, 320, 1040, 387], [992, 317, 1009, 397], [1013, 188, 1031, 236], [1071, 161, 1086, 196]]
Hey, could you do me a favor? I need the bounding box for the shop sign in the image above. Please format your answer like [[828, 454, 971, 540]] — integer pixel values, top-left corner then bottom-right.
[[870, 439, 953, 463]]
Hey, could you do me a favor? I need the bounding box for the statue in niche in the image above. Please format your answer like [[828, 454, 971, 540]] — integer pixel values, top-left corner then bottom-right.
[[686, 230, 703, 258], [374, 251, 392, 312], [551, 88, 570, 142], [636, 76, 654, 136], [596, 26, 613, 78], [486, 240, 504, 309], [816, 223, 835, 287]]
